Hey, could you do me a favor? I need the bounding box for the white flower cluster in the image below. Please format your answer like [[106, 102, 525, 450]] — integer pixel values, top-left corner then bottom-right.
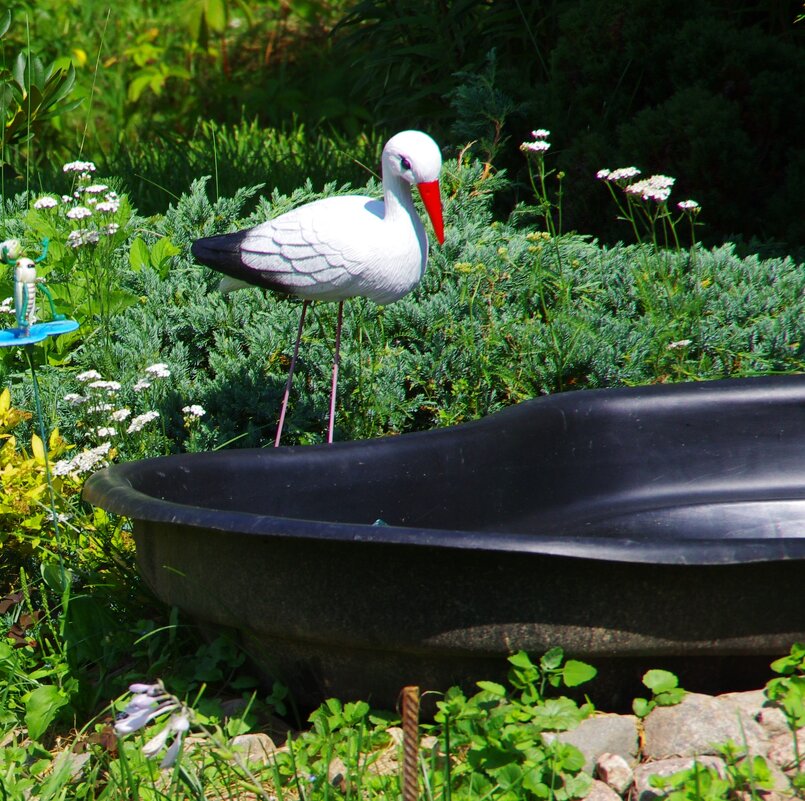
[[34, 161, 123, 249], [597, 166, 702, 212], [0, 297, 13, 315], [145, 363, 171, 379], [624, 174, 675, 203], [67, 364, 171, 445], [520, 128, 551, 155], [33, 196, 58, 210], [67, 206, 92, 220], [114, 681, 191, 769], [597, 167, 642, 183], [667, 338, 693, 350], [52, 442, 112, 478], [182, 404, 206, 419], [677, 199, 701, 214], [63, 160, 96, 174], [127, 410, 160, 434], [67, 229, 100, 247]]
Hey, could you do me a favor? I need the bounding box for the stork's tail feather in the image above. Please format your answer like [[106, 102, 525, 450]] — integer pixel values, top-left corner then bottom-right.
[[191, 230, 249, 270]]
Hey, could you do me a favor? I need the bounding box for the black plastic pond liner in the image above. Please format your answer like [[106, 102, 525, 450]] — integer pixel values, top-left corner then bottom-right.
[[84, 375, 805, 709]]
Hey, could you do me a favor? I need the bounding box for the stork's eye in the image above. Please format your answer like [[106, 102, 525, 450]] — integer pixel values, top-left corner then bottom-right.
[[400, 156, 412, 171]]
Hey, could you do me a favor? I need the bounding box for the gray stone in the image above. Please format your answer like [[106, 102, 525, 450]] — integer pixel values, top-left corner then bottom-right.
[[230, 732, 277, 765], [717, 689, 789, 739], [584, 779, 623, 801], [765, 731, 804, 772], [595, 752, 633, 794], [633, 756, 726, 801], [757, 706, 793, 740], [549, 713, 639, 773], [643, 692, 768, 759], [327, 756, 348, 790]]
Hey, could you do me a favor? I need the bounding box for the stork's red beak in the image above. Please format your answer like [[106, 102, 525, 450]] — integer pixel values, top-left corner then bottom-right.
[[417, 180, 444, 245]]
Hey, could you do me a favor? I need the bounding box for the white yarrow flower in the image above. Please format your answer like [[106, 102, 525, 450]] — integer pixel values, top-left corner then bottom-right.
[[606, 167, 642, 182], [145, 363, 171, 379], [88, 379, 122, 392], [667, 339, 692, 350], [63, 160, 96, 173], [182, 404, 206, 419], [67, 206, 93, 220], [678, 199, 700, 211], [96, 427, 117, 438], [624, 174, 675, 203], [127, 411, 160, 433], [596, 168, 611, 179], [82, 183, 109, 195], [33, 196, 58, 209], [531, 128, 550, 139], [52, 442, 112, 478], [133, 378, 152, 392], [63, 393, 87, 405], [111, 408, 132, 422], [520, 140, 551, 154], [76, 369, 102, 382]]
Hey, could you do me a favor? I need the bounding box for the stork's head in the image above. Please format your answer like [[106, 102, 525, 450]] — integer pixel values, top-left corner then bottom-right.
[[382, 130, 444, 244]]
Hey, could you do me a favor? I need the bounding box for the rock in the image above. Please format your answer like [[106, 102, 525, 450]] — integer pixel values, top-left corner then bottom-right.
[[230, 732, 277, 766], [633, 755, 725, 801], [549, 713, 639, 772], [765, 731, 803, 772], [327, 756, 348, 790], [717, 689, 789, 739], [584, 779, 623, 800], [596, 752, 633, 794], [643, 692, 767, 759], [757, 706, 792, 740]]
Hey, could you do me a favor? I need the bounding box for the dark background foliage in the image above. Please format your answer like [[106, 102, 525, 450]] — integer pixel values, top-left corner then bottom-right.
[[1, 0, 803, 252]]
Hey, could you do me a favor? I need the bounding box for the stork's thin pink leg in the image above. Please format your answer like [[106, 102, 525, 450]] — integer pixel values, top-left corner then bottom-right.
[[275, 300, 310, 448], [327, 301, 344, 444]]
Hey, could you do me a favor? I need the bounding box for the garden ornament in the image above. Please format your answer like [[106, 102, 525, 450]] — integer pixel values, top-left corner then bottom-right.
[[0, 238, 77, 345], [191, 129, 444, 446]]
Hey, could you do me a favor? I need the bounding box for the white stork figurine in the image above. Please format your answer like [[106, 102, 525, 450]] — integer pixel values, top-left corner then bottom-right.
[[191, 129, 445, 446]]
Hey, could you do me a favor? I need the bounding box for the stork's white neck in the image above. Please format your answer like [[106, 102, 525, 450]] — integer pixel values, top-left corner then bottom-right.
[[382, 172, 419, 228]]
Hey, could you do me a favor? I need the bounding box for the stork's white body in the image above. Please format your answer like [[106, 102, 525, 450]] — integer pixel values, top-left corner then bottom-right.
[[220, 193, 429, 305]]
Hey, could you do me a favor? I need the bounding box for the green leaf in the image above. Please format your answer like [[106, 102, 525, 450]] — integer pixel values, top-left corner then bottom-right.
[[24, 685, 69, 740], [0, 10, 11, 39], [642, 669, 679, 693], [150, 236, 181, 278], [41, 561, 71, 594], [530, 697, 584, 731], [129, 237, 150, 272], [562, 659, 597, 687], [654, 687, 687, 707], [540, 646, 564, 671], [508, 650, 535, 670], [205, 0, 228, 32], [477, 680, 506, 696], [12, 51, 26, 91], [632, 697, 652, 718], [31, 433, 45, 463]]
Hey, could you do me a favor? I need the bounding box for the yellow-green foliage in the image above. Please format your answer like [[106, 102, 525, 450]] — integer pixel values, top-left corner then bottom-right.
[[0, 388, 79, 555]]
